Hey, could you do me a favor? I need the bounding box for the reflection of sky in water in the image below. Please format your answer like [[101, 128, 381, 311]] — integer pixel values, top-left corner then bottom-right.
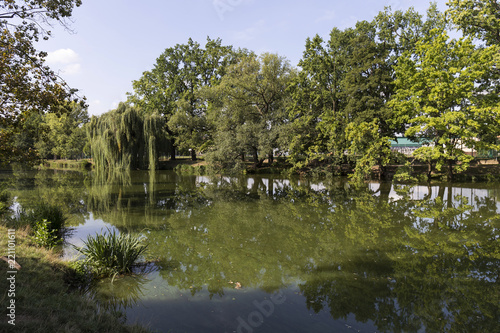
[[370, 182, 499, 209], [63, 213, 118, 259]]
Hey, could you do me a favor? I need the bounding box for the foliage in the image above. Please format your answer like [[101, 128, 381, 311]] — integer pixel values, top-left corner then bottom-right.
[[0, 180, 11, 217], [87, 103, 169, 171], [35, 102, 90, 159], [31, 218, 60, 248], [286, 31, 347, 169], [286, 6, 446, 176], [174, 163, 206, 175], [207, 52, 293, 171], [346, 119, 392, 182], [389, 29, 500, 180], [0, 0, 84, 164], [446, 0, 500, 46], [128, 37, 237, 160], [75, 229, 148, 278], [14, 202, 66, 236], [0, 224, 151, 332]]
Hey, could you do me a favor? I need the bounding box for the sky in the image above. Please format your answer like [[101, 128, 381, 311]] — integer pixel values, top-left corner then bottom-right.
[[39, 0, 449, 116]]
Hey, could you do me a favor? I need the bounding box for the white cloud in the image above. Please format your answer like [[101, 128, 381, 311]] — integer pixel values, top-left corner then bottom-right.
[[63, 63, 82, 75], [46, 48, 81, 75], [316, 10, 336, 23], [46, 48, 80, 65], [233, 19, 266, 42]]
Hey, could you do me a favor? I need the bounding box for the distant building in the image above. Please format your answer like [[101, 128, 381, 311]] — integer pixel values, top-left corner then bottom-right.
[[389, 137, 424, 156], [390, 137, 499, 159]]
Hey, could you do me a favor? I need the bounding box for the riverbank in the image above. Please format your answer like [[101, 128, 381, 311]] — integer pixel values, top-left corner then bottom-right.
[[36, 157, 500, 182], [0, 223, 152, 332]]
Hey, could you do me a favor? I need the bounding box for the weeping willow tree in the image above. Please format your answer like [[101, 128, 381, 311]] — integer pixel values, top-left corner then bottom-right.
[[87, 103, 170, 171]]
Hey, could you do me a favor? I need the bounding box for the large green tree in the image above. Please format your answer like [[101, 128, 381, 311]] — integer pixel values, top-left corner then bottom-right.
[[87, 103, 169, 171], [206, 52, 294, 172], [128, 38, 236, 160], [0, 0, 83, 163], [389, 30, 500, 180], [340, 20, 395, 180], [286, 30, 350, 171], [35, 102, 89, 160], [287, 4, 448, 179]]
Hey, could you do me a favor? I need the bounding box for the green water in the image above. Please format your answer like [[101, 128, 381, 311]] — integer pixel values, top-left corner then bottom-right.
[[4, 169, 500, 332]]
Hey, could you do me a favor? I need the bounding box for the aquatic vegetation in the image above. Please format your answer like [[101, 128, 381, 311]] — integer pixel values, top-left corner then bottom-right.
[[75, 229, 148, 278]]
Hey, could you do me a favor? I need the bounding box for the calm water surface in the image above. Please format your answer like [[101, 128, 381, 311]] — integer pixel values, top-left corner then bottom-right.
[[4, 169, 500, 333]]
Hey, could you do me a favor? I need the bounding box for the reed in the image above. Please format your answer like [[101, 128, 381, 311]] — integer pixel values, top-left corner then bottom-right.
[[75, 229, 148, 278]]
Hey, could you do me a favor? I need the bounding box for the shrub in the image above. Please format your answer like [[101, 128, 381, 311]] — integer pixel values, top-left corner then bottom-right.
[[14, 202, 66, 236], [0, 186, 10, 217], [75, 229, 148, 278], [80, 160, 92, 170], [31, 219, 61, 248]]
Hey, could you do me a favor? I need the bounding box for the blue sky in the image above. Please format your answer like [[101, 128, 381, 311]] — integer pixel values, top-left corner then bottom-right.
[[40, 0, 449, 116]]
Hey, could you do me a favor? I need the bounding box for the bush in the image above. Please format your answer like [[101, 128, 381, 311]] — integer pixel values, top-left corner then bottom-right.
[[174, 163, 206, 175], [0, 186, 11, 217], [80, 160, 92, 170], [14, 202, 66, 236], [74, 229, 148, 278], [31, 219, 61, 248]]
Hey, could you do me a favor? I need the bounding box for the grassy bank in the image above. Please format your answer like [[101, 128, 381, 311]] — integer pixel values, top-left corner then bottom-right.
[[40, 159, 92, 171], [39, 157, 500, 182], [0, 224, 152, 333]]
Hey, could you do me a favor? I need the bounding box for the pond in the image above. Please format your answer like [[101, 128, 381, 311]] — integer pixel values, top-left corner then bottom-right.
[[4, 169, 500, 332]]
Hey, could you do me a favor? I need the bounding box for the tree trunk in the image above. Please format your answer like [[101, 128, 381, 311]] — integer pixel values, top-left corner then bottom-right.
[[447, 159, 454, 181], [427, 161, 432, 181], [377, 162, 386, 180], [170, 142, 176, 161], [252, 147, 258, 164], [241, 153, 245, 162], [190, 149, 197, 161], [268, 152, 274, 164]]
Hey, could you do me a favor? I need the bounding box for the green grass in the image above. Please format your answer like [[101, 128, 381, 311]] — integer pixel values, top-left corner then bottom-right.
[[74, 229, 148, 278], [0, 224, 152, 333]]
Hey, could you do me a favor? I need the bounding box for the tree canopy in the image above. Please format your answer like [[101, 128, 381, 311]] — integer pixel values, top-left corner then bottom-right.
[[389, 29, 500, 179], [3, 1, 500, 182], [87, 103, 169, 172], [206, 52, 294, 172], [0, 0, 83, 163], [446, 0, 500, 45], [128, 37, 238, 160]]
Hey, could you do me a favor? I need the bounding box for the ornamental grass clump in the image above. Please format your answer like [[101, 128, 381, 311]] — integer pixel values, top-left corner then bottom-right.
[[75, 229, 148, 278]]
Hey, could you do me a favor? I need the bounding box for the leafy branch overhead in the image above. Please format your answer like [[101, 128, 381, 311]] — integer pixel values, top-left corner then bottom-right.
[[0, 0, 84, 163]]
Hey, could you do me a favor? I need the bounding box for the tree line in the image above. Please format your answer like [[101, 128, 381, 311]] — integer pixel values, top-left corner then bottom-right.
[[2, 1, 500, 181]]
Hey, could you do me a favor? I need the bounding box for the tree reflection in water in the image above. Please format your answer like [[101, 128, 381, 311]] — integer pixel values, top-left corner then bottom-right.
[[4, 170, 499, 332]]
